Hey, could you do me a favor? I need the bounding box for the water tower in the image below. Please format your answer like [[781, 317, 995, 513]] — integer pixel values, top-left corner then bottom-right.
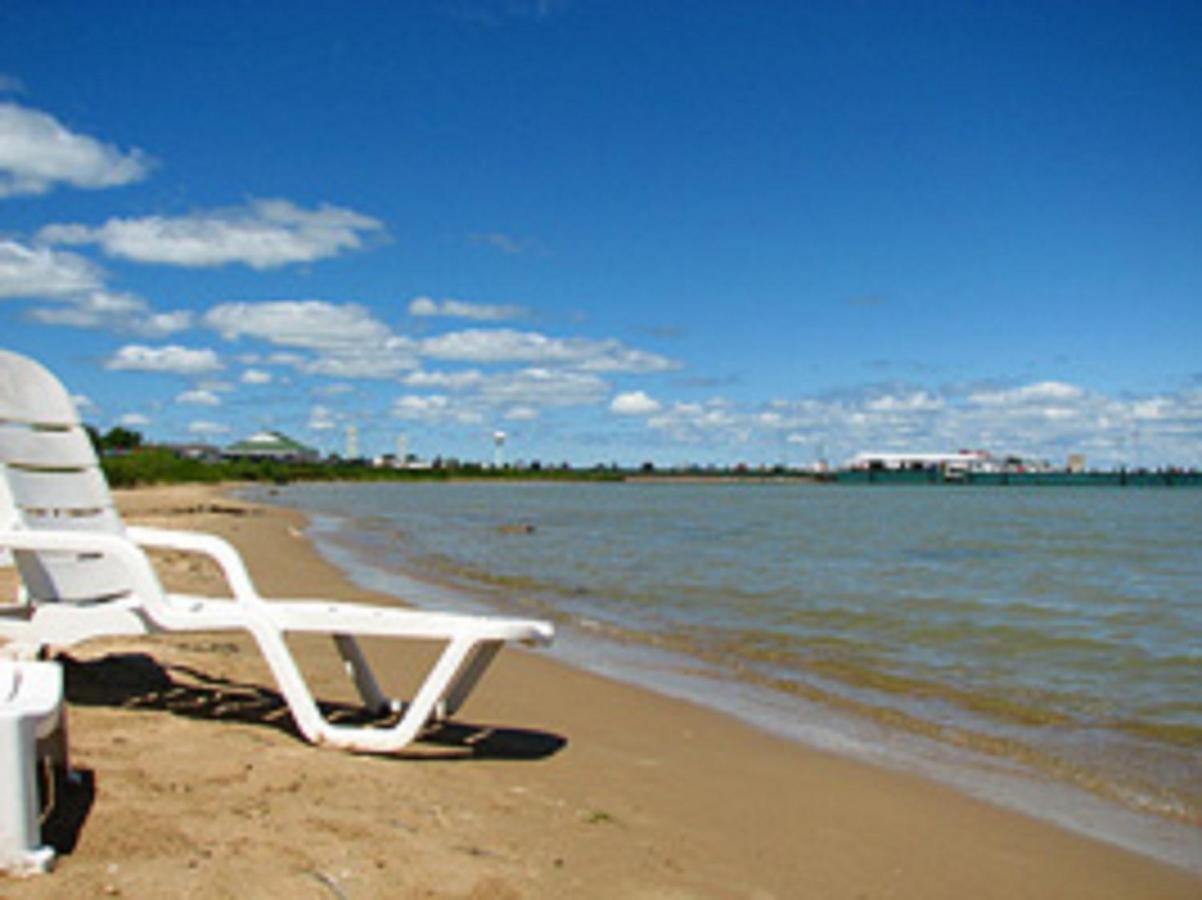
[[493, 430, 506, 468]]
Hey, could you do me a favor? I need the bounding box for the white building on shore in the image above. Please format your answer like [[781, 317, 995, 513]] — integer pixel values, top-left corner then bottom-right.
[[845, 450, 1052, 474]]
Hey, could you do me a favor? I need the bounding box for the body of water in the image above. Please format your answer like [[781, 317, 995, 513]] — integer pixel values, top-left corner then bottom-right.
[[243, 481, 1202, 869]]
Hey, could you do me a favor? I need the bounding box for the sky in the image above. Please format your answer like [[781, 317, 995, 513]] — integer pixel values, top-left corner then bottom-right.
[[1, 0, 1199, 468]]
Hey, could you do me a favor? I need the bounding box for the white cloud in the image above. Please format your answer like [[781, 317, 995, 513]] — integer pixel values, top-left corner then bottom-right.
[[297, 344, 414, 378], [0, 101, 151, 197], [27, 290, 192, 337], [401, 368, 485, 390], [117, 412, 150, 427], [468, 232, 542, 255], [39, 198, 382, 269], [105, 344, 222, 375], [504, 406, 539, 421], [420, 328, 677, 373], [176, 388, 221, 406], [648, 400, 748, 444], [205, 299, 417, 379], [307, 405, 338, 431], [627, 379, 1202, 468], [241, 368, 273, 385], [206, 299, 388, 349], [865, 390, 944, 413], [71, 394, 96, 413], [267, 351, 306, 367], [393, 394, 449, 417], [969, 381, 1084, 407], [610, 390, 662, 416], [392, 394, 482, 424], [187, 421, 229, 436], [141, 310, 194, 337], [478, 368, 609, 409], [391, 367, 609, 427], [409, 295, 527, 321], [0, 239, 103, 298]]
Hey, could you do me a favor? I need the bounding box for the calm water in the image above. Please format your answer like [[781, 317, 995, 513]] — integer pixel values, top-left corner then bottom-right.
[[245, 481, 1202, 867]]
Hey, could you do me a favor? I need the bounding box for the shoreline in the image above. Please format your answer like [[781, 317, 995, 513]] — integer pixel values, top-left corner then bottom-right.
[[4, 482, 1199, 897], [288, 490, 1202, 873]]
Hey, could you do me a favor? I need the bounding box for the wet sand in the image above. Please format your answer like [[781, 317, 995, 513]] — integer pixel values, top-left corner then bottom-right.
[[2, 483, 1198, 898]]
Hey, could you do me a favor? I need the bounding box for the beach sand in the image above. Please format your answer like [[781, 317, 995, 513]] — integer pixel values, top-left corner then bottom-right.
[[2, 483, 1198, 898]]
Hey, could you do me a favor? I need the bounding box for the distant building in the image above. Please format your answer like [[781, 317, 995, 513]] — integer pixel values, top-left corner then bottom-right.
[[224, 430, 319, 462], [846, 450, 991, 473], [845, 450, 1052, 475]]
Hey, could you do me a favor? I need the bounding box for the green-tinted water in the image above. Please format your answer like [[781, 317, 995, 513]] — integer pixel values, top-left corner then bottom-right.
[[251, 481, 1202, 863]]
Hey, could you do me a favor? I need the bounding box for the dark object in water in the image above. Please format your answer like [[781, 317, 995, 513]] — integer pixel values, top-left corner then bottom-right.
[[497, 523, 536, 535]]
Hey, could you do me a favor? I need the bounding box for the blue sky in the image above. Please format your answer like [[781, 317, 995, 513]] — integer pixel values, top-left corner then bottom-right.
[[1, 1, 1199, 467]]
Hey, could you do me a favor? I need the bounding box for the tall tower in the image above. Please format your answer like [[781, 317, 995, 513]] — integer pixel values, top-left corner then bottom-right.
[[346, 424, 359, 460], [396, 432, 408, 464], [493, 430, 506, 468]]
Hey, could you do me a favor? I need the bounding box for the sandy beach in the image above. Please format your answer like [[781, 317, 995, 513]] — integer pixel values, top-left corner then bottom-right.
[[2, 483, 1198, 899]]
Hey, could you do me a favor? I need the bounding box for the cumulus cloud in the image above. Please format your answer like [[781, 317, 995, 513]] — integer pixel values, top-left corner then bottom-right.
[[299, 344, 416, 379], [633, 379, 1202, 468], [478, 367, 609, 409], [205, 299, 417, 378], [117, 412, 150, 427], [187, 421, 229, 436], [504, 406, 539, 421], [392, 394, 483, 425], [105, 344, 222, 375], [610, 390, 662, 416], [389, 367, 609, 428], [468, 232, 543, 255], [39, 198, 382, 269], [420, 328, 677, 373], [26, 290, 192, 337], [0, 102, 151, 197], [408, 295, 527, 321], [648, 400, 749, 445], [175, 388, 221, 406], [864, 390, 944, 413], [240, 368, 273, 385], [401, 369, 485, 390], [307, 405, 338, 431], [0, 239, 103, 298], [206, 299, 388, 349], [968, 381, 1084, 407]]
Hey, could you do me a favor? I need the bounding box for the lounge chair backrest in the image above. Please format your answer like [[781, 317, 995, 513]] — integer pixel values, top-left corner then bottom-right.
[[0, 350, 131, 602]]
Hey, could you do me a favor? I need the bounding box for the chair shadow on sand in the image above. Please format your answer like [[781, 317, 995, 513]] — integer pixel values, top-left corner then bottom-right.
[[57, 652, 568, 762]]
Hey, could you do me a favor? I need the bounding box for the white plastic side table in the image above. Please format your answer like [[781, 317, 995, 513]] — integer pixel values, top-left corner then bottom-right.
[[0, 660, 67, 875]]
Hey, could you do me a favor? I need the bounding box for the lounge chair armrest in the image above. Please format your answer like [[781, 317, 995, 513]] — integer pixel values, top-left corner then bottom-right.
[[0, 527, 163, 605], [125, 526, 265, 607]]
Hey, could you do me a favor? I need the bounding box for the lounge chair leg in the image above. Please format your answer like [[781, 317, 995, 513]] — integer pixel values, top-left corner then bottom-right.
[[244, 622, 330, 746], [332, 634, 390, 714], [380, 637, 476, 748], [441, 640, 502, 719]]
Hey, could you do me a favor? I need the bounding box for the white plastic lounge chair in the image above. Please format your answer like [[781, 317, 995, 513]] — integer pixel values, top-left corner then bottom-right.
[[0, 349, 553, 753], [0, 659, 66, 875]]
